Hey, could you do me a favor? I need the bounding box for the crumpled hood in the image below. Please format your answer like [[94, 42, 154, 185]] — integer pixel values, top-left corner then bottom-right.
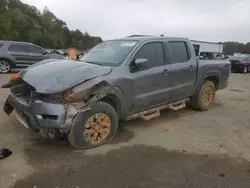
[[19, 59, 112, 93]]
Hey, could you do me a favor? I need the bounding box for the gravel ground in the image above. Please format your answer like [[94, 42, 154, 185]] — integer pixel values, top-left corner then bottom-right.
[[1, 72, 250, 188]]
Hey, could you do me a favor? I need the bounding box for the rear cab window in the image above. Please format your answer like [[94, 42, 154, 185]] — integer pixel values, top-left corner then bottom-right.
[[165, 41, 190, 64], [0, 43, 4, 48]]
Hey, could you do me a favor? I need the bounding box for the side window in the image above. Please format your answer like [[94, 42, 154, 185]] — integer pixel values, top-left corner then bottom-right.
[[0, 43, 4, 48], [134, 42, 164, 68], [168, 41, 189, 63], [193, 44, 200, 57], [216, 53, 222, 58], [8, 44, 29, 52], [28, 45, 46, 54], [222, 54, 228, 59], [243, 57, 248, 61]]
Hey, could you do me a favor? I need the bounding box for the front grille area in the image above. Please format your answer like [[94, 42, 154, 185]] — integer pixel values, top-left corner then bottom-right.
[[10, 78, 34, 97], [40, 114, 58, 120], [230, 60, 238, 65], [10, 78, 54, 102]]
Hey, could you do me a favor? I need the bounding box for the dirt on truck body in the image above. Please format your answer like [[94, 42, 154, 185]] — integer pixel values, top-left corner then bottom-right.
[[2, 36, 231, 149]]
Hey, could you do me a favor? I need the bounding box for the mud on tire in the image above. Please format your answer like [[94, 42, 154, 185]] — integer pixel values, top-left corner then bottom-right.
[[67, 101, 118, 150], [191, 80, 216, 111]]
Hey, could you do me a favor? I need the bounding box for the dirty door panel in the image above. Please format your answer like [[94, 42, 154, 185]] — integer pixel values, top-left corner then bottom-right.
[[164, 41, 197, 101], [128, 42, 171, 113]]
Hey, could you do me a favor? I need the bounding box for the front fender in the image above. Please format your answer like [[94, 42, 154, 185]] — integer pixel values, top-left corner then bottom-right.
[[65, 78, 125, 111], [87, 85, 125, 116]]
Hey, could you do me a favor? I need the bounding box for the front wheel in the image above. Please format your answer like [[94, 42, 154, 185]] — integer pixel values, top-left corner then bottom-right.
[[67, 101, 118, 150], [191, 80, 216, 111]]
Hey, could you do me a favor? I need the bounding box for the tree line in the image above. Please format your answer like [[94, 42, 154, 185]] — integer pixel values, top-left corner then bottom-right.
[[221, 42, 250, 55], [0, 0, 103, 50]]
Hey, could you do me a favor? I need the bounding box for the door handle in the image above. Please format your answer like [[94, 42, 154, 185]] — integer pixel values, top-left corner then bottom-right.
[[188, 65, 193, 70], [161, 69, 168, 75]]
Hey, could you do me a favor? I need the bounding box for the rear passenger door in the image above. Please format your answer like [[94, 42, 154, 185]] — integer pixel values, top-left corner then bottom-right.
[[128, 42, 172, 113], [164, 40, 197, 101], [7, 44, 34, 67]]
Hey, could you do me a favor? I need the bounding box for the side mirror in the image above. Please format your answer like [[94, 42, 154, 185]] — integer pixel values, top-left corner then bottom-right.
[[134, 58, 148, 69]]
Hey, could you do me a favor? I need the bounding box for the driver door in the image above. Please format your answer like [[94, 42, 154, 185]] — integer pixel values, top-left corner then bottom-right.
[[128, 42, 172, 113]]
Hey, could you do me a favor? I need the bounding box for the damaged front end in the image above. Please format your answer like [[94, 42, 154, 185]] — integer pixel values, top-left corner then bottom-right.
[[3, 75, 110, 138], [2, 60, 113, 138]]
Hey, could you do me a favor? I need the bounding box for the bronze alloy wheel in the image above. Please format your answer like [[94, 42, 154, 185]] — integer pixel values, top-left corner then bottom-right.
[[84, 113, 111, 144], [202, 86, 214, 105], [67, 101, 118, 150], [191, 80, 215, 111]]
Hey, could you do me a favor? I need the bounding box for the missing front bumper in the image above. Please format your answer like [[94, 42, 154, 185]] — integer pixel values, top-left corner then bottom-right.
[[3, 94, 80, 133]]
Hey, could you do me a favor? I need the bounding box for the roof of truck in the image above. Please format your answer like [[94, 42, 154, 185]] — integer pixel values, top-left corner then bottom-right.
[[191, 40, 221, 45], [116, 35, 189, 42]]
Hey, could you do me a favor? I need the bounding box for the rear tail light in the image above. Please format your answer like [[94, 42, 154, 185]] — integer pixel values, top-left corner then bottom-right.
[[236, 61, 244, 64]]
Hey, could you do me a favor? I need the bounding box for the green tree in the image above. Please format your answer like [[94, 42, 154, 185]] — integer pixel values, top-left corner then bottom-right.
[[0, 0, 103, 50], [222, 42, 250, 55]]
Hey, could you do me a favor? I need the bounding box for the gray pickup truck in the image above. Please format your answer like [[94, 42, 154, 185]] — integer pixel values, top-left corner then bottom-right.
[[2, 36, 230, 149]]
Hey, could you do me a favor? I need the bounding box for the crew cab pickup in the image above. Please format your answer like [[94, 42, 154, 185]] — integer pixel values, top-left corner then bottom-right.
[[2, 36, 230, 149]]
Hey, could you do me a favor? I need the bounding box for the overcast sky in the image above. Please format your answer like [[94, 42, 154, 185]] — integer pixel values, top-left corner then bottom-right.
[[21, 0, 250, 43]]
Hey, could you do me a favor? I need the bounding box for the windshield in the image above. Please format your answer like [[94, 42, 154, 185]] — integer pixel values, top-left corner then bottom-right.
[[80, 40, 137, 66]]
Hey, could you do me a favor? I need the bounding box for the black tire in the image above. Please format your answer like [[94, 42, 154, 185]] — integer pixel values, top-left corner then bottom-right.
[[191, 80, 216, 111], [242, 66, 248, 74], [67, 101, 118, 150], [0, 60, 12, 74]]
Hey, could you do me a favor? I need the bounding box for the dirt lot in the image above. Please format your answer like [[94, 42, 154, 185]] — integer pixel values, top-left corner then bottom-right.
[[1, 72, 250, 188]]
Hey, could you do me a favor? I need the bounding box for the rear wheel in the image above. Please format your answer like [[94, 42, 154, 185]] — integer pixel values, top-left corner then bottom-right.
[[191, 80, 216, 111], [0, 60, 11, 74], [242, 66, 248, 74], [67, 101, 118, 150]]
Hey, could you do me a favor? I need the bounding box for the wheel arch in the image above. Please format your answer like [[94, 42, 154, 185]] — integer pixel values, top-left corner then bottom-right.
[[204, 75, 220, 90], [0, 56, 15, 67], [86, 83, 124, 119], [100, 94, 123, 119], [198, 71, 221, 92]]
